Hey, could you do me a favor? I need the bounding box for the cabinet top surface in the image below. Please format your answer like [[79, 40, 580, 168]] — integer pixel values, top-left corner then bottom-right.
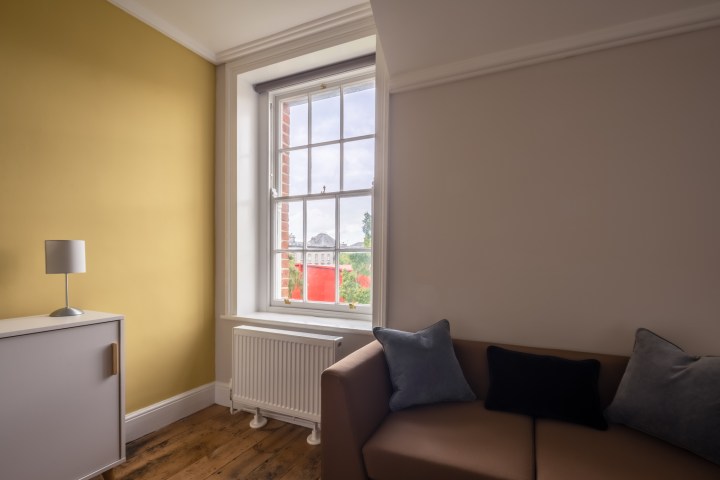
[[0, 310, 124, 338]]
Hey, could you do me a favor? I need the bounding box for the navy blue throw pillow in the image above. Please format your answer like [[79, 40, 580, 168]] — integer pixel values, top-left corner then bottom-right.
[[485, 346, 607, 430], [373, 319, 476, 411]]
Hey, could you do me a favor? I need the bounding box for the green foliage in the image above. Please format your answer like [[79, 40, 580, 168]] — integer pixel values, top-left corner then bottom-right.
[[339, 252, 371, 275], [363, 212, 372, 248], [287, 253, 302, 299], [340, 269, 371, 304], [340, 211, 372, 304]]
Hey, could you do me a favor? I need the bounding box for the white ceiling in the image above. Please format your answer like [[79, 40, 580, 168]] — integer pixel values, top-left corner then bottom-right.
[[108, 0, 720, 82], [108, 0, 370, 63]]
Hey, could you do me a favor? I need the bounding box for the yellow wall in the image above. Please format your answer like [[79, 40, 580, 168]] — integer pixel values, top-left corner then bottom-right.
[[0, 1, 216, 412]]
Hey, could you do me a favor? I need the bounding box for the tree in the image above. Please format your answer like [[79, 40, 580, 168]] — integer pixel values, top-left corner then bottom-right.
[[340, 269, 371, 305], [363, 211, 372, 247], [340, 212, 372, 304], [287, 253, 302, 299]]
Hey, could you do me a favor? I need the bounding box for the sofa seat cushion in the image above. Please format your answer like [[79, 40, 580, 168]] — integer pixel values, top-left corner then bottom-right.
[[535, 419, 720, 480], [362, 401, 534, 480]]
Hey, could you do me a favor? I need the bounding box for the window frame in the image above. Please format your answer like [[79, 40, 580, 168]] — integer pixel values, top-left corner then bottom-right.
[[218, 40, 389, 330], [266, 68, 376, 320]]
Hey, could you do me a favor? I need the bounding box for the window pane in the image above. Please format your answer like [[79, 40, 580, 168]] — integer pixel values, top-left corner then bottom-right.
[[306, 198, 335, 248], [339, 252, 372, 305], [340, 196, 372, 248], [280, 149, 307, 196], [311, 88, 340, 143], [343, 139, 374, 191], [311, 144, 340, 193], [275, 252, 304, 301], [343, 80, 375, 138], [271, 73, 376, 314], [275, 201, 304, 249], [306, 253, 336, 302], [281, 96, 308, 148]]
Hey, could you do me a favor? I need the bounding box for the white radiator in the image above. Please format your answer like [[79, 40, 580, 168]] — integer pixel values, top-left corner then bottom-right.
[[230, 325, 342, 444]]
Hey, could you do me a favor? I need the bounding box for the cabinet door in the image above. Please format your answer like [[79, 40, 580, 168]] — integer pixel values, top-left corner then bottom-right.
[[0, 321, 122, 480]]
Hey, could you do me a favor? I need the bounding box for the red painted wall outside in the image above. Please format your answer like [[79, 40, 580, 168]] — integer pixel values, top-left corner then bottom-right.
[[290, 264, 370, 302]]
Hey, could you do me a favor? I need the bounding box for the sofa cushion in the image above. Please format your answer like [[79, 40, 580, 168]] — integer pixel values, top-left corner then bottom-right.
[[362, 401, 534, 480], [605, 328, 720, 465], [535, 419, 720, 480], [451, 340, 629, 408], [485, 346, 607, 429], [373, 319, 476, 411]]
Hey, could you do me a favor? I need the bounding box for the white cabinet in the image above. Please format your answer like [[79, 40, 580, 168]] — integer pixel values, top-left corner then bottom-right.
[[0, 311, 125, 480]]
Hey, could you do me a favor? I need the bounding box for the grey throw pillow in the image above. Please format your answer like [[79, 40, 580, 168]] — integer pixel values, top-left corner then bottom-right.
[[373, 319, 476, 411], [605, 328, 720, 465]]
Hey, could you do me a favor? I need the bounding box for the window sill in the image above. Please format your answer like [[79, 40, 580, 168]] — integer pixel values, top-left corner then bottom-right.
[[220, 312, 373, 335]]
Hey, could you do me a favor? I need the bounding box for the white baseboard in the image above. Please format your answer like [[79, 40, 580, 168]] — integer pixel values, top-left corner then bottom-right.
[[125, 383, 216, 442], [215, 380, 232, 408]]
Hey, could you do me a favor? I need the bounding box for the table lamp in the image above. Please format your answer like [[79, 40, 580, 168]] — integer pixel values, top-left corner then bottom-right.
[[45, 240, 86, 317]]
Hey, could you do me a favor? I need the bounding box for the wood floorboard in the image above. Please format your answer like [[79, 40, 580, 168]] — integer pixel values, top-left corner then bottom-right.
[[279, 446, 321, 480], [93, 405, 321, 480], [209, 423, 303, 480], [164, 417, 272, 480]]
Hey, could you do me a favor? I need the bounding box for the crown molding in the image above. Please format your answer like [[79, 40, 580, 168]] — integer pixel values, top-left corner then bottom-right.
[[218, 4, 376, 67], [107, 0, 217, 63], [107, 2, 375, 66], [390, 2, 720, 94]]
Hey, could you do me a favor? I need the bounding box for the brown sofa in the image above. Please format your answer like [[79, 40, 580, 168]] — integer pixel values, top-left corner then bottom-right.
[[321, 339, 720, 480]]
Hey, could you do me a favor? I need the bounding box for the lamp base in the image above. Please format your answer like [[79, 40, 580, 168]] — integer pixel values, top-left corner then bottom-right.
[[50, 307, 84, 317]]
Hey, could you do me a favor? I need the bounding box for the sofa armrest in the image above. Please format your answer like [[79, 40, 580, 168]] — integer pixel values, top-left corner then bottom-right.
[[321, 340, 391, 480]]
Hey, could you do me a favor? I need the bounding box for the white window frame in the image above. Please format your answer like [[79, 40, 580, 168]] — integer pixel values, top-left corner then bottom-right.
[[266, 69, 376, 319], [217, 40, 388, 329]]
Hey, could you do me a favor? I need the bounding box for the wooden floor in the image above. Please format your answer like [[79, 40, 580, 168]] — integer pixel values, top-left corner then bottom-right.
[[95, 405, 321, 480]]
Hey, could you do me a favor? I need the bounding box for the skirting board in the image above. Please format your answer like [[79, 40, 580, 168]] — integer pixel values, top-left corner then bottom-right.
[[125, 383, 215, 442], [215, 381, 316, 430]]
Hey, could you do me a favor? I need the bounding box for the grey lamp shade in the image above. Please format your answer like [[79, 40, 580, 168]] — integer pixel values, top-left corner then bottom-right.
[[45, 240, 86, 274]]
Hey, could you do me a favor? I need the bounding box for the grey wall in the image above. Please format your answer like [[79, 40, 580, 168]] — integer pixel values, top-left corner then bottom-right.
[[385, 27, 720, 355]]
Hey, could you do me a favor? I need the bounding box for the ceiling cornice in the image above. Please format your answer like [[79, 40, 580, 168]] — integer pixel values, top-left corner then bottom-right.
[[217, 4, 375, 65], [108, 2, 375, 66], [390, 2, 720, 94]]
